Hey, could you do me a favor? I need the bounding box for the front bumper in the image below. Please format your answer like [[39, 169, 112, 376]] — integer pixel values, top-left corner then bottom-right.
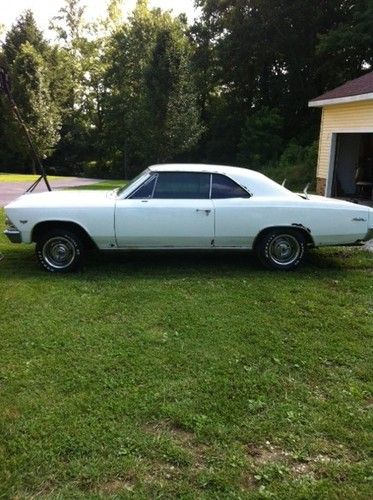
[[4, 229, 22, 243]]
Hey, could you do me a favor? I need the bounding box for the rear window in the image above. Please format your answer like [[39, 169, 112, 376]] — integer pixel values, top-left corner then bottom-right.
[[212, 174, 250, 199]]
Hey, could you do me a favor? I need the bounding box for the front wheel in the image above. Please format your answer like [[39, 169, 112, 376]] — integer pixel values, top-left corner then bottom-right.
[[255, 229, 306, 270], [36, 229, 84, 273]]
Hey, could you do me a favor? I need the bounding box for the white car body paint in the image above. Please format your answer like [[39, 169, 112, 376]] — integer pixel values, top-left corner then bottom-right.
[[4, 164, 373, 250]]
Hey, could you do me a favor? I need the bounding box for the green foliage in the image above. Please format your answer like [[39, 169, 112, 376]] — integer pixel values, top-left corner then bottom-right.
[[144, 25, 204, 163], [0, 10, 55, 170], [0, 0, 371, 177], [317, 0, 373, 77], [194, 0, 370, 165], [49, 0, 86, 47], [238, 107, 283, 169], [263, 142, 319, 192], [2, 10, 47, 67], [105, 2, 202, 175], [10, 43, 61, 161]]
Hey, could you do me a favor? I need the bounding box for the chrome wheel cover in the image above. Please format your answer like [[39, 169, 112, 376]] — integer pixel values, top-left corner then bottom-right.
[[42, 236, 76, 269], [268, 234, 301, 266]]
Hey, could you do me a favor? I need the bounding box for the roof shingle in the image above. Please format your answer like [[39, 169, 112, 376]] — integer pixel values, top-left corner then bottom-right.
[[310, 71, 373, 102]]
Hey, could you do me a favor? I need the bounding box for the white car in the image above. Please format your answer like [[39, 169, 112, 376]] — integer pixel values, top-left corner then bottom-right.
[[4, 164, 373, 272]]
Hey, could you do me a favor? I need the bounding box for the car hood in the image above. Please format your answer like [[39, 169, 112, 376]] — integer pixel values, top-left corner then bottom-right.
[[5, 189, 114, 209]]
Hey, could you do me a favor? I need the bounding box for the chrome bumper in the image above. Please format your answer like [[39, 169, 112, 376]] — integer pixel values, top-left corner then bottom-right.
[[4, 229, 22, 243]]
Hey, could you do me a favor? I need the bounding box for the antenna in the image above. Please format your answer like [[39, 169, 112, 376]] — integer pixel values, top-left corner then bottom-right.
[[281, 179, 287, 187], [303, 183, 310, 200], [0, 66, 52, 193]]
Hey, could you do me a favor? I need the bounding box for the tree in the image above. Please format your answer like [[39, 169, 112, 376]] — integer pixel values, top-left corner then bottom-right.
[[318, 0, 373, 79], [194, 0, 364, 164], [0, 12, 61, 171], [6, 43, 61, 171], [50, 0, 88, 107], [144, 26, 203, 162], [105, 0, 124, 33], [105, 0, 202, 174], [49, 0, 90, 169], [238, 107, 283, 168], [2, 10, 48, 67]]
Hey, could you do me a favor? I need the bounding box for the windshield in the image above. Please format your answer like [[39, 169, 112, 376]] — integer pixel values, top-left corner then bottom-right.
[[117, 169, 150, 197]]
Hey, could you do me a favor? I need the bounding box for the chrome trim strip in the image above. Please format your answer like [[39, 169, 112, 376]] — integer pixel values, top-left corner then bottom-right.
[[151, 173, 158, 199]]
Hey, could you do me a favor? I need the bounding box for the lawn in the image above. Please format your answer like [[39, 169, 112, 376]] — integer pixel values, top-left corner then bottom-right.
[[68, 180, 126, 191], [0, 173, 65, 183], [0, 202, 372, 498]]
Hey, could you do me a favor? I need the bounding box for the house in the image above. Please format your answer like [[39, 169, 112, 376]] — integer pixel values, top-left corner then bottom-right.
[[309, 71, 373, 203]]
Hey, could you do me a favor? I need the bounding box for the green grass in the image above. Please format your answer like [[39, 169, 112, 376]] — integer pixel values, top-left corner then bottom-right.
[[0, 203, 372, 498], [68, 180, 127, 191], [0, 173, 65, 183]]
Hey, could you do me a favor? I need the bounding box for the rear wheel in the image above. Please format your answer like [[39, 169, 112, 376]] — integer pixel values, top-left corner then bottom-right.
[[256, 229, 306, 270], [36, 229, 84, 273]]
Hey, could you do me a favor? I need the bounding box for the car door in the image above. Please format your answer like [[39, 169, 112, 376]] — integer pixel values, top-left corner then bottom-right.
[[115, 172, 214, 248], [211, 174, 254, 247]]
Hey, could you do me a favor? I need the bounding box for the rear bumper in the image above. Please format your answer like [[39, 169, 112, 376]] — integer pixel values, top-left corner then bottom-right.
[[4, 229, 22, 243]]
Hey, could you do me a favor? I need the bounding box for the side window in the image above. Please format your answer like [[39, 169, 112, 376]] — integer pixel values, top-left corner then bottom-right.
[[130, 176, 157, 199], [211, 174, 250, 199], [153, 172, 210, 199]]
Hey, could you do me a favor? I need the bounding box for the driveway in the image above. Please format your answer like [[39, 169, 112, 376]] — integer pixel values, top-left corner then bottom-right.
[[0, 177, 101, 207]]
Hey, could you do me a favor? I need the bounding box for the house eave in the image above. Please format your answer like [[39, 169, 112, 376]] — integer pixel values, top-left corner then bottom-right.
[[308, 92, 373, 108]]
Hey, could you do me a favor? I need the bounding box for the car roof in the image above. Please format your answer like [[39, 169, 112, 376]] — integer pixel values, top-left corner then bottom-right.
[[148, 163, 297, 198], [149, 163, 262, 179]]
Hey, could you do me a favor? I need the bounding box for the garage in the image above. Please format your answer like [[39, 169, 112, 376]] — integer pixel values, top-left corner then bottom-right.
[[309, 71, 373, 206]]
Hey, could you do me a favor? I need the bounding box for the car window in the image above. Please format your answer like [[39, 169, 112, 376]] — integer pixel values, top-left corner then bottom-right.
[[212, 174, 250, 199], [153, 172, 210, 199], [118, 169, 149, 196], [130, 176, 157, 199]]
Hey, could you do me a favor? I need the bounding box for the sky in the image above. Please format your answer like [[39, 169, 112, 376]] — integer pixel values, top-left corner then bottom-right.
[[1, 0, 200, 38]]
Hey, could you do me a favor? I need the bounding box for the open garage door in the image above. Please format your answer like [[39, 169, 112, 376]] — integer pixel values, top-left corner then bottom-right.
[[332, 133, 373, 202]]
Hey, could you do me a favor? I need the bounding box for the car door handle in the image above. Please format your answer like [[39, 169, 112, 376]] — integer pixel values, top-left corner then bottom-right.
[[196, 209, 212, 215]]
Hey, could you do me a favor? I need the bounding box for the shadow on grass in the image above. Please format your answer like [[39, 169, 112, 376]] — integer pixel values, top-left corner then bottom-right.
[[0, 243, 371, 280], [76, 247, 373, 279]]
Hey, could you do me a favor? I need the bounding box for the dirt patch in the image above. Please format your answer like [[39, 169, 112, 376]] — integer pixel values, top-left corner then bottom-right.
[[2, 407, 21, 419], [364, 396, 373, 409], [145, 463, 183, 484], [245, 442, 340, 485], [97, 478, 135, 494], [143, 421, 207, 473], [144, 421, 195, 443], [241, 472, 257, 490], [246, 442, 291, 465]]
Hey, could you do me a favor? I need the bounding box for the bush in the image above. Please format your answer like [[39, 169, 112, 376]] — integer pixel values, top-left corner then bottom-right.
[[263, 141, 318, 192], [80, 161, 124, 180]]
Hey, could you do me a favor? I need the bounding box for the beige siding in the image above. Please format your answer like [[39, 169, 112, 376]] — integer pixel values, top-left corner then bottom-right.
[[317, 100, 373, 179]]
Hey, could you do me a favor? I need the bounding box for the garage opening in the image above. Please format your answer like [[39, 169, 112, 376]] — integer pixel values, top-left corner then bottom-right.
[[331, 133, 373, 203]]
